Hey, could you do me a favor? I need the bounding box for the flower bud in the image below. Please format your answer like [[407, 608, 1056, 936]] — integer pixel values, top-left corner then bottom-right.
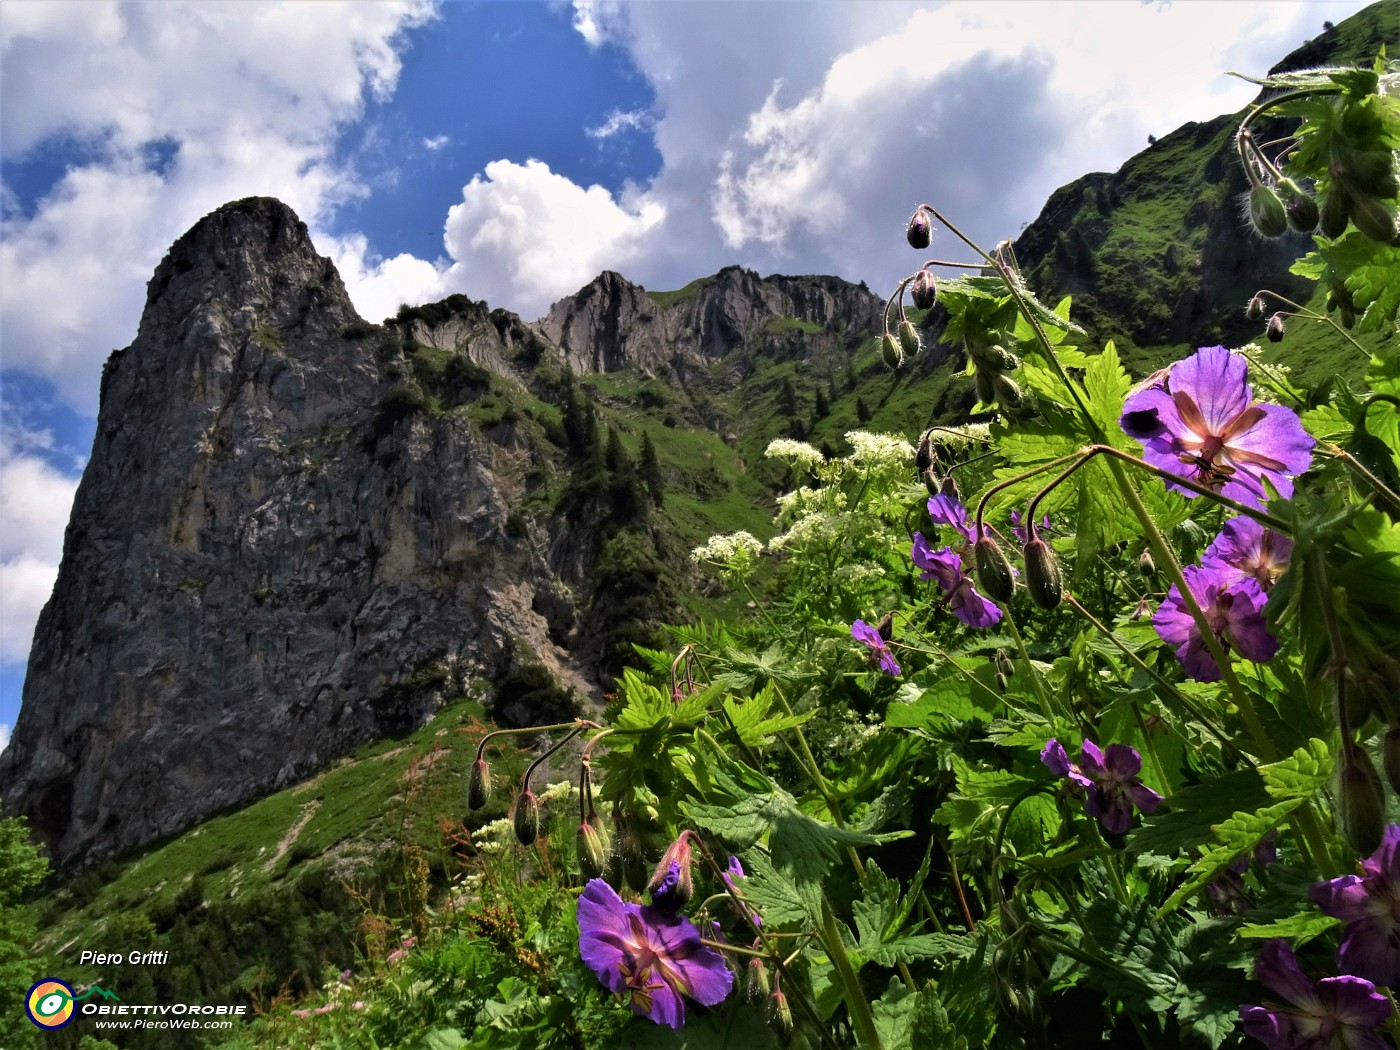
[[897, 319, 923, 358], [577, 821, 610, 879], [922, 467, 941, 497], [996, 671, 1009, 694], [970, 342, 1020, 374], [1023, 538, 1063, 610], [1244, 295, 1266, 321], [881, 332, 904, 370], [910, 268, 937, 311], [906, 207, 932, 250], [1349, 193, 1399, 245], [1343, 148, 1400, 199], [974, 369, 996, 406], [645, 833, 695, 913], [994, 648, 1015, 679], [1139, 549, 1157, 579], [916, 430, 934, 473], [939, 475, 961, 502], [875, 612, 894, 643], [768, 990, 794, 1040], [1131, 596, 1154, 621], [1265, 312, 1286, 343], [1284, 188, 1320, 233], [974, 536, 1016, 603], [993, 375, 1024, 411], [1337, 745, 1386, 857], [467, 758, 492, 810], [1319, 188, 1350, 239], [1248, 184, 1288, 238], [1340, 302, 1357, 329], [512, 789, 541, 846], [746, 955, 771, 1003]]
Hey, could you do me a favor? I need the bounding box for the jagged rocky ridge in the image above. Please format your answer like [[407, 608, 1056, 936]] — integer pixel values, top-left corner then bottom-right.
[[0, 198, 885, 867]]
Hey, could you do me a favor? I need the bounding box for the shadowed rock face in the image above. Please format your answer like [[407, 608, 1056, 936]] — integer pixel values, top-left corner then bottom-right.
[[0, 198, 588, 867]]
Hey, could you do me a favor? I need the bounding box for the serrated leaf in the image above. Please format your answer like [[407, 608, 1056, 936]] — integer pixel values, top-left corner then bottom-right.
[[1083, 342, 1133, 432], [739, 850, 815, 927], [1128, 768, 1272, 856], [1159, 800, 1302, 915], [682, 787, 909, 887], [721, 684, 812, 748], [1239, 911, 1342, 941], [1260, 738, 1334, 801]]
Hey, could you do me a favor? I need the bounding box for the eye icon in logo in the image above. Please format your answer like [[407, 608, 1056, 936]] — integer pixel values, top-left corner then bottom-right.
[[26, 979, 76, 1029]]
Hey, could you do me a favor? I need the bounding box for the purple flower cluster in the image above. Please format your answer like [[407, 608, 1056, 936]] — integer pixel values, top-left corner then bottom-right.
[[1119, 345, 1314, 509], [1241, 827, 1400, 1047], [577, 879, 733, 1029], [1240, 940, 1391, 1050], [1041, 738, 1162, 835], [911, 493, 1002, 628], [1151, 514, 1290, 682]]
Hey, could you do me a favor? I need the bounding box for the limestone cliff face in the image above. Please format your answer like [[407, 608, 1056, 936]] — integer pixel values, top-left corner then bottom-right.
[[537, 265, 885, 379], [0, 199, 585, 866]]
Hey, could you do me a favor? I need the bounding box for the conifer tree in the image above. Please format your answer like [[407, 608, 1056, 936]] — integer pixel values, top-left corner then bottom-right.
[[640, 431, 664, 507]]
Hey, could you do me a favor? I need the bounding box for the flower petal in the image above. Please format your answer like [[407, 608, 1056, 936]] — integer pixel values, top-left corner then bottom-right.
[[1252, 939, 1320, 1010], [578, 879, 632, 995], [1166, 346, 1252, 434]]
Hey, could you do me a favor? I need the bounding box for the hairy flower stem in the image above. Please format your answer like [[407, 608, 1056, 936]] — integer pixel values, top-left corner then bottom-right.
[[818, 896, 884, 1050], [521, 726, 586, 792], [972, 451, 1087, 536], [472, 720, 599, 765], [1328, 444, 1400, 515], [1064, 595, 1253, 768], [1000, 606, 1067, 724], [1250, 285, 1371, 360]]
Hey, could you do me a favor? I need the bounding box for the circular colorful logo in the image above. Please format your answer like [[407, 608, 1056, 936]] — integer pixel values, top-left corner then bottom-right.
[[26, 978, 76, 1029]]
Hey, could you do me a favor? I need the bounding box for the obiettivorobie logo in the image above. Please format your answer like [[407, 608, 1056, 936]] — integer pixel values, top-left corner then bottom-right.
[[25, 979, 120, 1030]]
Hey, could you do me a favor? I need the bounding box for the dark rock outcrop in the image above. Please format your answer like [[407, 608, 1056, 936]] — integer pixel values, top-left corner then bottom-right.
[[0, 198, 589, 866]]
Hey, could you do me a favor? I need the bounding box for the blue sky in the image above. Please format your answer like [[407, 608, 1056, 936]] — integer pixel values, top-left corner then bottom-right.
[[0, 0, 1378, 750]]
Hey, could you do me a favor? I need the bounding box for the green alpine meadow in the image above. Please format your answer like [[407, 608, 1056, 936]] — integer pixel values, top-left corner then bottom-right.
[[3, 4, 1400, 1049]]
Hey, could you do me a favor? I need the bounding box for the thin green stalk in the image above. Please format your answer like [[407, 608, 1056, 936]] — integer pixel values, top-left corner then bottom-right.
[[1063, 594, 1253, 769], [820, 897, 884, 1050], [1000, 604, 1065, 724]]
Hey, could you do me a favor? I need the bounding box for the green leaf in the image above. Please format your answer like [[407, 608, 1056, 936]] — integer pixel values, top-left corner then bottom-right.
[[720, 685, 812, 748], [1260, 739, 1334, 802], [682, 788, 909, 887], [1239, 911, 1342, 941], [739, 851, 815, 927], [1082, 342, 1133, 432], [1128, 769, 1271, 856], [1159, 800, 1302, 915]]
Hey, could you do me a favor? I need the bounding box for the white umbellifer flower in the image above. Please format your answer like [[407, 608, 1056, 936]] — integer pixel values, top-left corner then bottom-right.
[[538, 780, 576, 804], [691, 531, 764, 564], [764, 438, 824, 469], [771, 511, 846, 551], [833, 563, 887, 585], [844, 430, 914, 465]]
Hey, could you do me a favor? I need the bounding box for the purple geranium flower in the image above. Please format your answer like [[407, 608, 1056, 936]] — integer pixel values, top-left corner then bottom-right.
[[1240, 939, 1391, 1050], [1203, 515, 1293, 592], [1309, 825, 1400, 988], [1041, 738, 1162, 835], [851, 619, 900, 676], [1153, 563, 1279, 682], [1119, 346, 1314, 508], [577, 879, 734, 1029], [1207, 831, 1278, 915], [927, 493, 974, 543], [911, 533, 1002, 628]]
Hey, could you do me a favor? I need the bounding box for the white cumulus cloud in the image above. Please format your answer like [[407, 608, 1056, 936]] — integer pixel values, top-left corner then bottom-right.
[[0, 445, 80, 663], [440, 159, 665, 318], [0, 0, 434, 416]]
